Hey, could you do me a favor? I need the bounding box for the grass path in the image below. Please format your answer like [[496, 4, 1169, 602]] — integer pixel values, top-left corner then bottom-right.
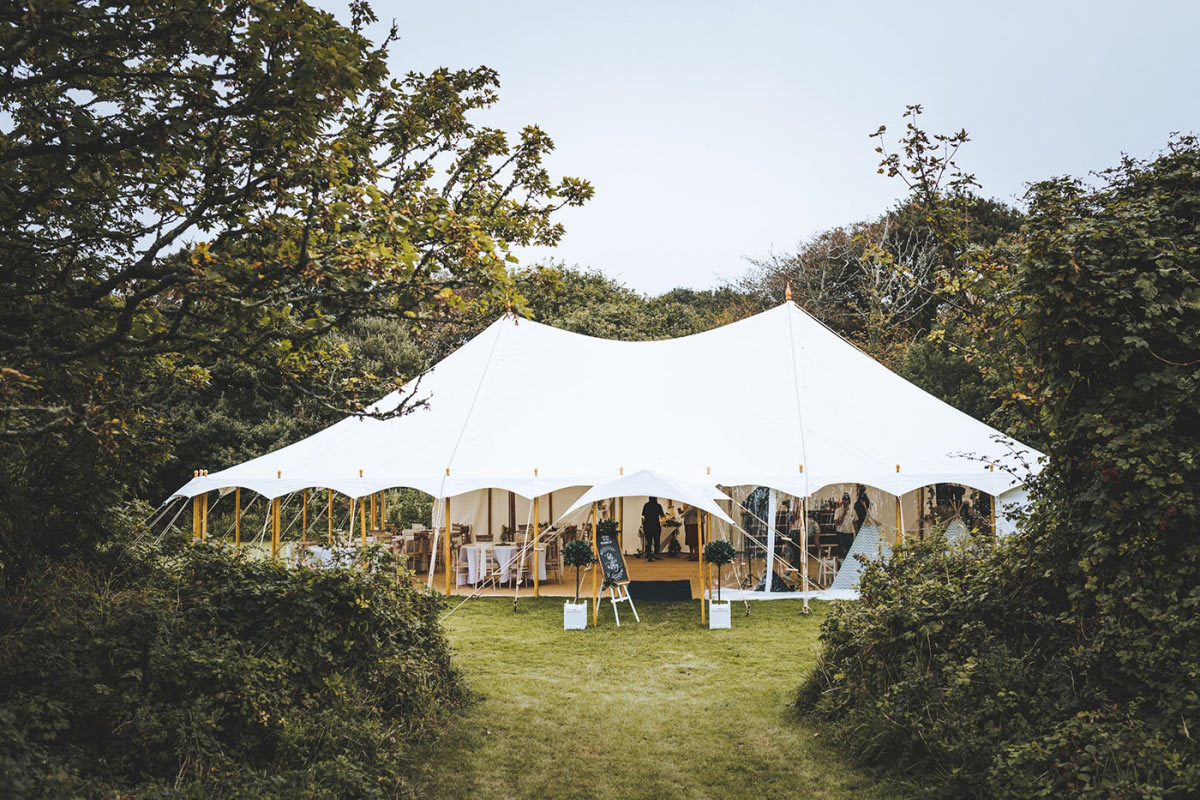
[[411, 597, 900, 800]]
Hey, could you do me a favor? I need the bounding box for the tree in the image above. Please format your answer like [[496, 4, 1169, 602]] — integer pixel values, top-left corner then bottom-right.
[[799, 135, 1200, 799], [703, 539, 735, 603], [0, 0, 592, 566], [562, 539, 595, 604]]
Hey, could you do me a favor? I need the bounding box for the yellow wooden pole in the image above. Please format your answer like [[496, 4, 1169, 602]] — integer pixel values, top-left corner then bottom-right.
[[191, 496, 199, 540], [591, 502, 599, 627], [370, 492, 376, 529], [381, 490, 387, 529], [301, 489, 308, 544], [360, 495, 367, 547], [234, 488, 241, 546], [444, 497, 452, 596], [990, 492, 997, 536], [618, 497, 623, 551], [327, 489, 333, 546], [533, 496, 540, 597], [272, 497, 281, 557], [896, 494, 903, 545]]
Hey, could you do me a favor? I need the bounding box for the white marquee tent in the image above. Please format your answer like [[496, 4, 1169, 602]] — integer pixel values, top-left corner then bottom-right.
[[170, 301, 1042, 591]]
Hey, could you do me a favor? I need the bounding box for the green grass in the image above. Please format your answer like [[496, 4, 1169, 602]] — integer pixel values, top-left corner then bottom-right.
[[410, 597, 902, 800]]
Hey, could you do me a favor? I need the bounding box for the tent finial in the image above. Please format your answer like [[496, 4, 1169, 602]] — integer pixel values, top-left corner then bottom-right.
[[277, 470, 281, 478], [534, 467, 538, 477], [785, 282, 792, 302], [619, 466, 624, 475]]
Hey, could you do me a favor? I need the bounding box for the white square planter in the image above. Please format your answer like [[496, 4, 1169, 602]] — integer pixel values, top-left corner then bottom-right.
[[563, 601, 588, 630], [709, 601, 731, 629]]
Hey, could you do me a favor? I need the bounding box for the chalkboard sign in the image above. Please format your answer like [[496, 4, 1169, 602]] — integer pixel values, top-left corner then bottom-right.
[[596, 534, 629, 584]]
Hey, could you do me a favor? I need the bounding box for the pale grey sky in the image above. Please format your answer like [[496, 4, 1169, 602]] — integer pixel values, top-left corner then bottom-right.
[[337, 0, 1200, 294]]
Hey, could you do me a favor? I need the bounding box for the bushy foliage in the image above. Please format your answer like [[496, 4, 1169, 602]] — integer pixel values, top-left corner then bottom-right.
[[797, 138, 1200, 798], [0, 539, 467, 799], [562, 539, 596, 603]]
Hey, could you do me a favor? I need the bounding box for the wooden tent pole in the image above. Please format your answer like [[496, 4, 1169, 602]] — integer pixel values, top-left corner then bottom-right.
[[618, 497, 623, 551], [272, 497, 281, 557], [591, 502, 599, 627], [327, 489, 333, 546], [895, 494, 903, 545], [200, 492, 208, 542], [533, 496, 540, 597], [444, 497, 452, 596], [234, 488, 241, 546], [360, 495, 367, 547], [301, 489, 308, 544], [381, 490, 387, 529]]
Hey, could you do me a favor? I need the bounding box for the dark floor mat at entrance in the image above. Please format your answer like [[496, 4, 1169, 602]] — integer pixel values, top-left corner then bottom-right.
[[627, 580, 693, 602]]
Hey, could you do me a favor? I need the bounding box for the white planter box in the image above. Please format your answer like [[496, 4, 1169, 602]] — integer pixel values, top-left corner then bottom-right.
[[563, 601, 588, 630], [709, 601, 731, 629]]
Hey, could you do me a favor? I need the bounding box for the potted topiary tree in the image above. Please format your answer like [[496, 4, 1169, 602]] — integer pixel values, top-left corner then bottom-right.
[[562, 539, 595, 630], [703, 539, 736, 629]]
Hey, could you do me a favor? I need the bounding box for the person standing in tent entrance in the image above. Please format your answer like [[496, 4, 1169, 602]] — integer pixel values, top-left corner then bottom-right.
[[641, 496, 664, 562], [834, 492, 856, 560], [853, 485, 871, 533], [684, 504, 699, 561]]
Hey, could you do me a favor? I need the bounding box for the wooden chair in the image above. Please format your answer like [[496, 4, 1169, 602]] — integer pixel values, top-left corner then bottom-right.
[[543, 539, 561, 582], [817, 545, 838, 586]]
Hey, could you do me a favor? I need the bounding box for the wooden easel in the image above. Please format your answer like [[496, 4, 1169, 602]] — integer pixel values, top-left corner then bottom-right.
[[605, 581, 639, 626]]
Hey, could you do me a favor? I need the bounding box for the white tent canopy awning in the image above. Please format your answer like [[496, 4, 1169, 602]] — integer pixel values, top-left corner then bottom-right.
[[169, 302, 1043, 503], [558, 469, 736, 526]]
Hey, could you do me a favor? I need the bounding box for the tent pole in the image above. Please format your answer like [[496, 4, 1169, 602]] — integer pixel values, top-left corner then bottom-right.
[[699, 511, 707, 623], [488, 489, 493, 538], [360, 495, 367, 547], [200, 492, 208, 542], [445, 497, 452, 596], [764, 488, 777, 592], [990, 493, 997, 537], [801, 496, 810, 613], [618, 497, 623, 551], [381, 490, 387, 529], [235, 488, 241, 546], [895, 494, 903, 545], [272, 497, 281, 557], [533, 496, 540, 598], [302, 489, 308, 544], [327, 490, 333, 546], [591, 502, 599, 627]]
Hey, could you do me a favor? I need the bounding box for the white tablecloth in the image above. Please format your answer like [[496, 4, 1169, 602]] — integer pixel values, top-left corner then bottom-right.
[[459, 543, 548, 585]]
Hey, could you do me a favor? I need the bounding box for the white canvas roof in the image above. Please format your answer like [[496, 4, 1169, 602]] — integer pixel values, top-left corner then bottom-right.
[[560, 469, 736, 526], [171, 302, 1041, 503]]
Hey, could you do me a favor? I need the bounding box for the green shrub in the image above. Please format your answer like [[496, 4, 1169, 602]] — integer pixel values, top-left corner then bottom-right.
[[0, 538, 467, 798], [798, 138, 1200, 799]]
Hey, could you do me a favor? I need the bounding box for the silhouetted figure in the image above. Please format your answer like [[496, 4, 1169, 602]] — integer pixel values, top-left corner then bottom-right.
[[642, 496, 664, 561]]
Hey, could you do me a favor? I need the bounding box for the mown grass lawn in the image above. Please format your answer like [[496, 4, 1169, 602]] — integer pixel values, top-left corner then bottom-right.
[[410, 597, 902, 800]]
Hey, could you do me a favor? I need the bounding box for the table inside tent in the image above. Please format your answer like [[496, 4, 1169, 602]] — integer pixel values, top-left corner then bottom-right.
[[458, 543, 547, 586]]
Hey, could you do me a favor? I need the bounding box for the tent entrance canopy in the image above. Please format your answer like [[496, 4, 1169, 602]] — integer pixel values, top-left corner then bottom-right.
[[168, 302, 1041, 507], [559, 469, 735, 527]]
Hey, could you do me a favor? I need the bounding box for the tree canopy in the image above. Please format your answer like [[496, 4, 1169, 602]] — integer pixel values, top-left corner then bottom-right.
[[0, 0, 591, 564]]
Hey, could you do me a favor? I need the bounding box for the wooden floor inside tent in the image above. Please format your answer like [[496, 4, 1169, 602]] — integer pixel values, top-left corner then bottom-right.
[[440, 555, 715, 600]]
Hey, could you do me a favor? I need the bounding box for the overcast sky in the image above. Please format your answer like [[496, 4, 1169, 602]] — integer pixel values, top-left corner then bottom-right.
[[337, 0, 1200, 295]]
